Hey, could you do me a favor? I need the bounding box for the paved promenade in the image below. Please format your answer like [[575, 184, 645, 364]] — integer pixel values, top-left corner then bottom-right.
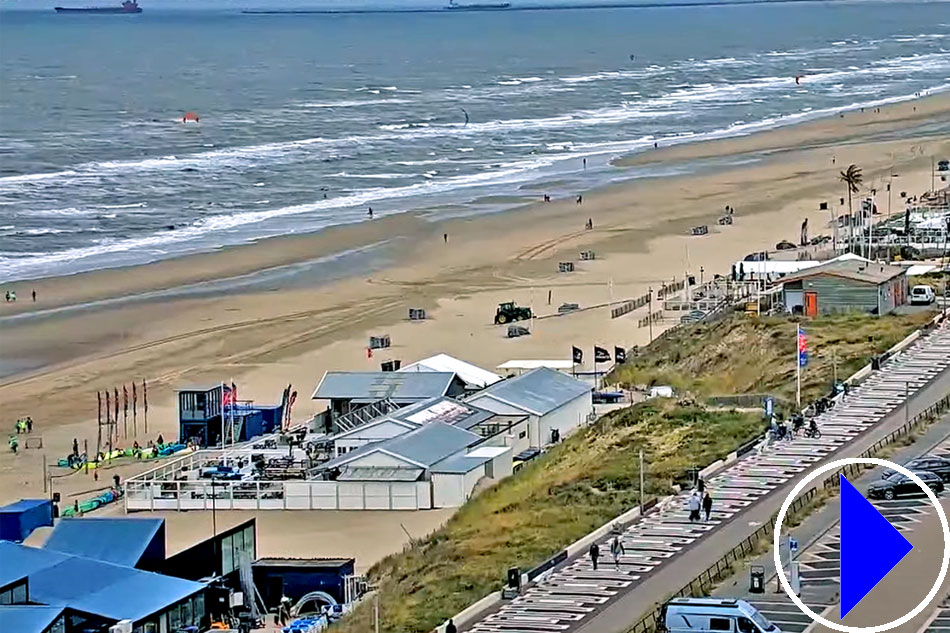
[[463, 323, 950, 633]]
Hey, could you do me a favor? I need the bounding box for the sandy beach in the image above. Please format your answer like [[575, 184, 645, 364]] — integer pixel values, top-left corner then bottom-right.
[[2, 93, 949, 562]]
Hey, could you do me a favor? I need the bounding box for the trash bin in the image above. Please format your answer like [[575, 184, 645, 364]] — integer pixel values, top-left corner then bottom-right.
[[750, 565, 766, 593]]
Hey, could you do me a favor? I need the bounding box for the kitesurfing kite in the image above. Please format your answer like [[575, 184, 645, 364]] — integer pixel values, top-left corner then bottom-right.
[[182, 111, 200, 123], [460, 107, 470, 126], [795, 74, 804, 85]]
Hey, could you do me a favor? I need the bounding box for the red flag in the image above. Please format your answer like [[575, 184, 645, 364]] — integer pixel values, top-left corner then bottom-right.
[[123, 385, 128, 413]]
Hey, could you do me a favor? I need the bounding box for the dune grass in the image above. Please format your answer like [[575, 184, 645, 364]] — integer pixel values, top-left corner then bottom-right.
[[331, 310, 933, 632], [609, 311, 936, 409], [331, 402, 761, 633]]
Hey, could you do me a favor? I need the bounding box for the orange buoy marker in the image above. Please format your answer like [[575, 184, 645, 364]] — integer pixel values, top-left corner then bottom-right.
[[182, 111, 200, 123]]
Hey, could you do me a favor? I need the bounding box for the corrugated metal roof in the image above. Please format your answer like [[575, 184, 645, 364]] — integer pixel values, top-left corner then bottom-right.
[[336, 467, 424, 481], [431, 453, 492, 474], [0, 541, 204, 623], [472, 367, 591, 416], [780, 259, 906, 285], [44, 518, 163, 568], [323, 421, 482, 471], [312, 372, 457, 401], [0, 605, 64, 633], [392, 397, 495, 430], [399, 354, 501, 388]]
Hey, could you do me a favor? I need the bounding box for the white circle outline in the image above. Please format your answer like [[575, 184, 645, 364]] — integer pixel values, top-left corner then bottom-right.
[[773, 457, 950, 632]]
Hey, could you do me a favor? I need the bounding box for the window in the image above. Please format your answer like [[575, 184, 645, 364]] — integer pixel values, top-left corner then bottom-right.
[[11, 583, 26, 604], [519, 431, 526, 439], [193, 593, 206, 623], [710, 617, 732, 631], [167, 604, 182, 630], [221, 534, 235, 575], [738, 617, 756, 633], [181, 598, 193, 625]]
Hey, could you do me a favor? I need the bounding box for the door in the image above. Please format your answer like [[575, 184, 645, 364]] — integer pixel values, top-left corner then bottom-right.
[[804, 291, 818, 317]]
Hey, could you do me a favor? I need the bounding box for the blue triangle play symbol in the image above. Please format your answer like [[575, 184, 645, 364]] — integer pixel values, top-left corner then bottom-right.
[[840, 474, 913, 619]]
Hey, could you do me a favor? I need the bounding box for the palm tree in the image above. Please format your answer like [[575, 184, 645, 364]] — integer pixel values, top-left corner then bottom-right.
[[839, 164, 863, 254]]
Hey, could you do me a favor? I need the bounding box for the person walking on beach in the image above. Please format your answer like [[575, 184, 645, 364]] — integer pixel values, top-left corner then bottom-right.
[[582, 158, 587, 170], [687, 490, 701, 522], [72, 438, 79, 457], [443, 233, 448, 243], [702, 491, 713, 522], [610, 534, 625, 571], [589, 542, 600, 570], [576, 194, 583, 204], [367, 207, 374, 219]]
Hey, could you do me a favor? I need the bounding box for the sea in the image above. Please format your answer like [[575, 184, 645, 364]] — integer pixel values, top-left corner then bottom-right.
[[1, 0, 949, 283]]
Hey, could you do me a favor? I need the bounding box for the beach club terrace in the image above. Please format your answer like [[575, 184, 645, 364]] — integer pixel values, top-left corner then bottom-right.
[[124, 358, 593, 512]]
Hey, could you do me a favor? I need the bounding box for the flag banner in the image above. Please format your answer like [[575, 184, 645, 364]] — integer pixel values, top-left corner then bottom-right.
[[143, 379, 148, 411], [572, 346, 583, 365], [232, 382, 238, 402], [614, 346, 627, 364], [123, 385, 128, 413], [222, 383, 235, 406], [594, 346, 611, 363], [113, 387, 119, 421], [132, 382, 137, 414], [105, 391, 111, 423], [798, 325, 809, 367]]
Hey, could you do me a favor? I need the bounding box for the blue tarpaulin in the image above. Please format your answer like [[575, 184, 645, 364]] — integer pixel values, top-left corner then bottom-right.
[[0, 499, 53, 543]]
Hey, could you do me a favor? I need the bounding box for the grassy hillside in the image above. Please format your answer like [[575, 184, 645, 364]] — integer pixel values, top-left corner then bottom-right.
[[609, 311, 936, 407], [331, 311, 933, 633], [332, 403, 761, 633]]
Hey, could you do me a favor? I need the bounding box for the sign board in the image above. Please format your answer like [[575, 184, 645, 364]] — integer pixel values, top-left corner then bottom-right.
[[789, 537, 799, 553], [765, 397, 774, 418]]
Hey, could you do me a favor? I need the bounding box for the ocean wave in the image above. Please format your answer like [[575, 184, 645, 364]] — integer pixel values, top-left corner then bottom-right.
[[296, 98, 410, 108], [101, 202, 148, 209]]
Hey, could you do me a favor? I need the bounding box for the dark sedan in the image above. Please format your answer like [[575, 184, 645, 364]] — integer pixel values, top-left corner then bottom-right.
[[868, 471, 944, 500], [882, 456, 950, 483]]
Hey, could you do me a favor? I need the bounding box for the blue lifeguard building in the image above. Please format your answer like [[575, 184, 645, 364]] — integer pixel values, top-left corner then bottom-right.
[[178, 385, 284, 447]]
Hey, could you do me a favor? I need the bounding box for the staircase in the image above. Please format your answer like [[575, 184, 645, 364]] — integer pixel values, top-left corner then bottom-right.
[[333, 397, 401, 433]]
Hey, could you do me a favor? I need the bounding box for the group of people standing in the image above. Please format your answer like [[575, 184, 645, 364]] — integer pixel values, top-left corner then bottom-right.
[[687, 486, 714, 523]]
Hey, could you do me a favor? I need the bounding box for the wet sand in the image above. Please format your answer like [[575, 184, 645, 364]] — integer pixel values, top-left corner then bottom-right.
[[1, 93, 948, 564]]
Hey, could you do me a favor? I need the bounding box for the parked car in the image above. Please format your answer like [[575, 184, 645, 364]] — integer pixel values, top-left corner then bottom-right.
[[882, 456, 950, 482], [867, 470, 944, 500], [662, 598, 780, 633], [910, 285, 936, 305]]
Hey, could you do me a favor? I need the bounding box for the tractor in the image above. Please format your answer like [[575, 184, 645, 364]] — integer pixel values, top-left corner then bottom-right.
[[495, 302, 532, 325]]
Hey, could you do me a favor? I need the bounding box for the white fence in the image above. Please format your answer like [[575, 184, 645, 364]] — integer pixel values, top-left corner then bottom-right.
[[124, 450, 434, 512]]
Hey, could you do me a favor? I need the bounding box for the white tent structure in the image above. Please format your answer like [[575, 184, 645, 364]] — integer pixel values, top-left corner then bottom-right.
[[399, 354, 502, 389]]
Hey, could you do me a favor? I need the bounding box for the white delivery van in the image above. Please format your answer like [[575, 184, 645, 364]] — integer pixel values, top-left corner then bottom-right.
[[662, 598, 780, 633], [910, 285, 936, 305]]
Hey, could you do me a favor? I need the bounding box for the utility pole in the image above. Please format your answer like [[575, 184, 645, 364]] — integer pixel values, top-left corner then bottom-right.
[[374, 591, 380, 633], [905, 381, 910, 424], [639, 449, 645, 514]]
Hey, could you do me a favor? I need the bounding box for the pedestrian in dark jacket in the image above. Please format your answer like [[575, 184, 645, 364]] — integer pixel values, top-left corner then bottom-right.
[[446, 619, 457, 633], [589, 542, 600, 570], [702, 491, 713, 522]]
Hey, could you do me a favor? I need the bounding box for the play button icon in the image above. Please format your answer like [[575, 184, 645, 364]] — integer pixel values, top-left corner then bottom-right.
[[840, 474, 913, 618]]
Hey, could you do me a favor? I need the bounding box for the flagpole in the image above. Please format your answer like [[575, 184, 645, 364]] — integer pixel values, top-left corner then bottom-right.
[[221, 381, 226, 451], [796, 323, 801, 410]]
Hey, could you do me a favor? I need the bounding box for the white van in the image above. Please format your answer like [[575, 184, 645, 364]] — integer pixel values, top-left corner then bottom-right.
[[662, 598, 781, 633], [910, 285, 936, 305]]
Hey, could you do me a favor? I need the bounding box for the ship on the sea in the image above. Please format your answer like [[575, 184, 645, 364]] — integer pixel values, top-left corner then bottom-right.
[[445, 0, 511, 10], [55, 0, 142, 13]]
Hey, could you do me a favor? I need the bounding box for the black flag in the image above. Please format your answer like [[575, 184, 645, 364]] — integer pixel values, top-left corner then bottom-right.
[[594, 346, 611, 363], [572, 346, 583, 365], [614, 346, 627, 364]]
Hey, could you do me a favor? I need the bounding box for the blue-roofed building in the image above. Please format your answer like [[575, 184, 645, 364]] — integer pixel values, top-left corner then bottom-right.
[[43, 518, 165, 571], [0, 605, 67, 633], [0, 499, 53, 543], [466, 367, 592, 448], [0, 540, 206, 633]]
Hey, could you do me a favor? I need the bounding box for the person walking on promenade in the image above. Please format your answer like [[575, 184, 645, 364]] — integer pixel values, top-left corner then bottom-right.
[[610, 534, 625, 571], [589, 542, 600, 571], [687, 490, 701, 522], [702, 491, 713, 522], [445, 619, 457, 633]]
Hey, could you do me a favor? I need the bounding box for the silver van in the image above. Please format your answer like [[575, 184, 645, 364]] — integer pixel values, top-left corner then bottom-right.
[[662, 598, 781, 633]]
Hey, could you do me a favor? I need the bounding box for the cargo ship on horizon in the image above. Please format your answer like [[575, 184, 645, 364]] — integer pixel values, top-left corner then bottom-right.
[[55, 0, 142, 13], [445, 0, 512, 9]]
